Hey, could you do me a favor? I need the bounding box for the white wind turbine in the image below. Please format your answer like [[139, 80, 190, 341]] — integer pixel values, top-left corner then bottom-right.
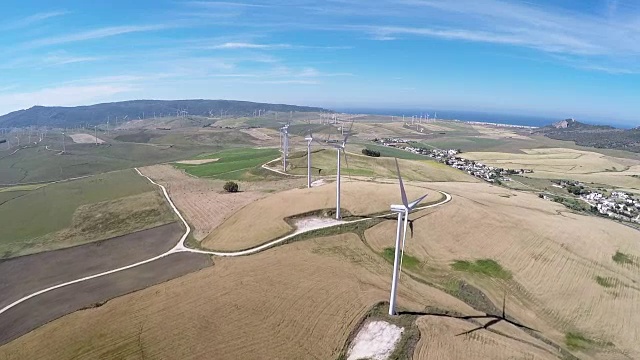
[[280, 123, 290, 172], [388, 158, 428, 316], [305, 131, 314, 188], [328, 121, 353, 220]]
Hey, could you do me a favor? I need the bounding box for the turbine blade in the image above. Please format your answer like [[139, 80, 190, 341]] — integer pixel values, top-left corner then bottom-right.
[[455, 325, 484, 337], [407, 193, 429, 210], [343, 120, 354, 143], [395, 158, 409, 208], [503, 293, 506, 319], [342, 148, 352, 181], [399, 210, 409, 275]]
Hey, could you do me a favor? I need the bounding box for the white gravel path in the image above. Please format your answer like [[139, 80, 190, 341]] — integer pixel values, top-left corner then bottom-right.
[[347, 321, 404, 360]]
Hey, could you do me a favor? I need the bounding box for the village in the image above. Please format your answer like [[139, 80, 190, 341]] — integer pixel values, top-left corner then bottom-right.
[[373, 138, 533, 183], [552, 180, 640, 223], [373, 138, 640, 225]]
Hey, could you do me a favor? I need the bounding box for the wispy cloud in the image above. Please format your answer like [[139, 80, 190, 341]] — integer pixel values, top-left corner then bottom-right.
[[1, 11, 68, 31], [26, 24, 170, 47], [209, 42, 292, 49], [185, 1, 271, 8], [43, 54, 100, 66]]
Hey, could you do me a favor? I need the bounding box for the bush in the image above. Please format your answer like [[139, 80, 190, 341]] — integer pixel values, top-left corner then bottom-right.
[[223, 181, 239, 193], [361, 148, 381, 157]]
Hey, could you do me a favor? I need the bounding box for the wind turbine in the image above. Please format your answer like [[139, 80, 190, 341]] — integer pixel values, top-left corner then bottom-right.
[[305, 131, 314, 188], [280, 123, 290, 172], [62, 132, 66, 153], [328, 121, 353, 220], [388, 158, 429, 316]]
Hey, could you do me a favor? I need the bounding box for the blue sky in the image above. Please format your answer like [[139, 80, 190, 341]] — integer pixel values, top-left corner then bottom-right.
[[0, 0, 639, 126]]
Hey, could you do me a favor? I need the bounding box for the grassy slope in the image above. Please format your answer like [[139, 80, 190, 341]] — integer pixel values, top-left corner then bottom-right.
[[0, 140, 212, 184], [285, 148, 474, 182], [0, 169, 173, 258], [174, 147, 280, 180]]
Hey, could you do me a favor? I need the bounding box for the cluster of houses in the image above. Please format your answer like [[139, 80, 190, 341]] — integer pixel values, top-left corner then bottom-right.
[[583, 190, 640, 223], [373, 138, 532, 183], [552, 180, 640, 223]]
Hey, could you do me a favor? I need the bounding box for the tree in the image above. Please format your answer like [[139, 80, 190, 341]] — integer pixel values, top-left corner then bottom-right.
[[223, 181, 239, 193], [361, 148, 380, 157]]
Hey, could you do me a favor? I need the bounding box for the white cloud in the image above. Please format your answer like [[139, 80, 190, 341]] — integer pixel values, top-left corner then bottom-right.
[[209, 42, 292, 49], [1, 11, 68, 31], [0, 84, 136, 115], [26, 24, 170, 47]]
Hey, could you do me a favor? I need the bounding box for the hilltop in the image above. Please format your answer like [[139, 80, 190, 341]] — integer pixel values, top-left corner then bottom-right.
[[538, 119, 640, 152], [0, 99, 329, 128]]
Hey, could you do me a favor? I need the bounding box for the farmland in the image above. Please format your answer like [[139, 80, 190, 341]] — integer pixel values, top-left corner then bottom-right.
[[0, 233, 519, 360], [1, 113, 640, 360], [173, 147, 281, 180], [139, 164, 267, 240], [365, 181, 640, 358], [281, 148, 476, 181], [0, 169, 176, 258], [461, 148, 640, 190], [202, 180, 444, 251]]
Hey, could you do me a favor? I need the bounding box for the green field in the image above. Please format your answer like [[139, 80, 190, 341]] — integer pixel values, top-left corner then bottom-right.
[[0, 169, 175, 258], [174, 147, 281, 180], [0, 138, 212, 184]]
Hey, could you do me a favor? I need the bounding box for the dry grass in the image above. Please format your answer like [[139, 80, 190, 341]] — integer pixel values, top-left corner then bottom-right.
[[139, 165, 266, 240], [283, 149, 475, 182], [69, 133, 105, 144], [471, 125, 533, 140], [461, 148, 640, 190], [413, 316, 556, 359], [201, 180, 443, 251], [174, 158, 218, 165], [0, 234, 484, 360], [365, 181, 640, 358]]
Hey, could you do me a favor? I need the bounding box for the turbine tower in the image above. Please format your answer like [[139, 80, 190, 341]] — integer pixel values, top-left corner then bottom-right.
[[388, 158, 428, 316], [305, 131, 314, 188], [329, 121, 353, 220], [280, 124, 290, 172]]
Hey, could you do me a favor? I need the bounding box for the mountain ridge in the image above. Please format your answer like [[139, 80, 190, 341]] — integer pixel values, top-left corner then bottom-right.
[[0, 99, 330, 128]]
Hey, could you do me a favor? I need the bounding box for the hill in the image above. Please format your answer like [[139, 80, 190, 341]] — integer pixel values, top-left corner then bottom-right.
[[538, 119, 640, 153], [0, 100, 329, 128]]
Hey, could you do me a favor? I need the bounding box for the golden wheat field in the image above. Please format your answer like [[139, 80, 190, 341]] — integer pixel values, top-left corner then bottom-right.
[[462, 148, 640, 190], [470, 125, 533, 140], [139, 165, 266, 240], [413, 316, 557, 359], [201, 180, 444, 251], [0, 233, 506, 360], [365, 181, 640, 359]]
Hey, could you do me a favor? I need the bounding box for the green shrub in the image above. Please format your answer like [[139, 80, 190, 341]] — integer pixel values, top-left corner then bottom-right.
[[361, 148, 381, 157], [223, 181, 239, 193]]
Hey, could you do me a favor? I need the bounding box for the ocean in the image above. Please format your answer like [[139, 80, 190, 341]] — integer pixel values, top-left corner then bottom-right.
[[334, 108, 557, 128]]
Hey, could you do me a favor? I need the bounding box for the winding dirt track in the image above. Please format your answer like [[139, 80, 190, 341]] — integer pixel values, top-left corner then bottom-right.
[[0, 167, 452, 326]]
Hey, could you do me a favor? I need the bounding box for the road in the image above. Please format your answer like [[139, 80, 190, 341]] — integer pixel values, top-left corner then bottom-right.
[[0, 166, 452, 319]]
